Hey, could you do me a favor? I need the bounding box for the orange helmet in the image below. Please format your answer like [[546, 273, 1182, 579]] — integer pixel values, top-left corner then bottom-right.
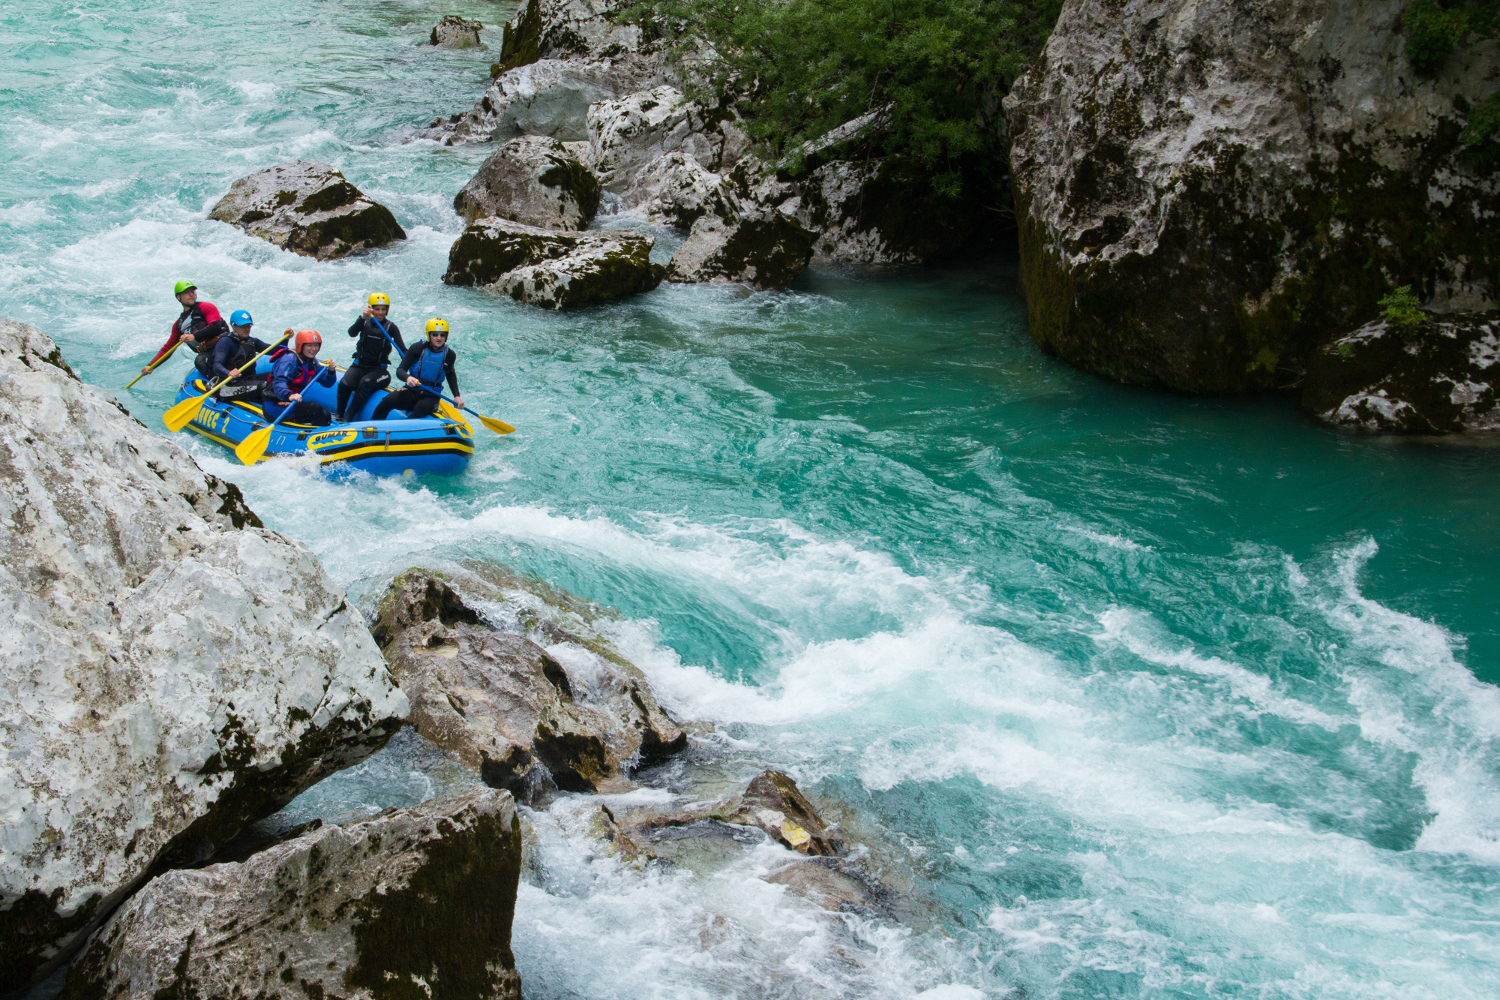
[[293, 329, 322, 352]]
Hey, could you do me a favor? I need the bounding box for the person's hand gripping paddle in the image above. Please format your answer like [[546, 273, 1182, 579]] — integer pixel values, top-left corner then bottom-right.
[[162, 332, 289, 433], [369, 316, 514, 435], [124, 340, 181, 389]]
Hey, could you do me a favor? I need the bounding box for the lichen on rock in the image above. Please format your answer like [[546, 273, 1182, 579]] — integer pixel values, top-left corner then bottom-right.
[[430, 15, 482, 49], [59, 789, 522, 1000], [454, 135, 601, 229], [443, 216, 664, 308], [666, 211, 815, 290], [208, 162, 406, 260], [371, 572, 687, 803], [0, 320, 407, 992], [1003, 0, 1500, 394], [1302, 311, 1500, 433]]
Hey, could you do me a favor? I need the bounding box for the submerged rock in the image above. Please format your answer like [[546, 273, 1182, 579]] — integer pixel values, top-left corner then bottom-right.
[[372, 574, 686, 802], [208, 162, 406, 260], [615, 769, 842, 858], [443, 216, 664, 308], [430, 15, 482, 48], [1302, 312, 1500, 434], [666, 211, 815, 290], [0, 320, 407, 992], [61, 789, 522, 1000], [1003, 0, 1500, 393], [454, 135, 601, 229], [434, 0, 670, 144]]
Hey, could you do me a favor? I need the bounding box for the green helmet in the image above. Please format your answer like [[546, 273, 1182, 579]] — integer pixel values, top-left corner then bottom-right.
[[174, 280, 196, 296]]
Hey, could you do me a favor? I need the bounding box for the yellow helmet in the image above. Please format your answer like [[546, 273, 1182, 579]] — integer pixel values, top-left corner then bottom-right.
[[425, 318, 450, 335], [368, 293, 390, 307]]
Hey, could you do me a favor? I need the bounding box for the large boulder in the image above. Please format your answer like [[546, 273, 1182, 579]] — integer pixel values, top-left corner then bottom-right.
[[0, 320, 407, 992], [1002, 0, 1500, 393], [443, 217, 664, 308], [454, 135, 601, 229], [372, 574, 686, 801], [60, 789, 522, 1000], [430, 15, 482, 48], [432, 0, 671, 144], [208, 162, 406, 260], [1301, 311, 1500, 434], [666, 211, 815, 290]]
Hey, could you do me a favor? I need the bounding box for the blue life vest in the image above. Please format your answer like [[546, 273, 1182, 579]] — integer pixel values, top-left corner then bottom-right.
[[411, 346, 447, 387]]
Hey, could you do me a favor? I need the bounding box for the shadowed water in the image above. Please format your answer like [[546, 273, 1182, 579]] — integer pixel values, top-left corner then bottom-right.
[[3, 2, 1499, 998]]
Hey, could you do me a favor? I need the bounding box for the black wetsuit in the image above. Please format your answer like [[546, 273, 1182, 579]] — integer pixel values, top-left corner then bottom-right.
[[373, 341, 459, 421], [337, 315, 407, 419]]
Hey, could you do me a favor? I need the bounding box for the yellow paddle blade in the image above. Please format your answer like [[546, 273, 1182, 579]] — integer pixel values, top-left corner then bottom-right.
[[162, 391, 211, 432], [234, 423, 275, 466], [437, 399, 472, 431], [476, 412, 515, 434]]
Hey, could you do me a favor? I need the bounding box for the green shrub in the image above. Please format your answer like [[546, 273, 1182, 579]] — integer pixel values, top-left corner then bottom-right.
[[1379, 284, 1428, 338], [1400, 0, 1497, 72], [626, 0, 1063, 198]]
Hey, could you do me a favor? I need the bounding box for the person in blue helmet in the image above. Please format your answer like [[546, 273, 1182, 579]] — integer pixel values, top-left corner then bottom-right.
[[372, 319, 463, 421], [264, 329, 337, 426], [210, 310, 273, 380]]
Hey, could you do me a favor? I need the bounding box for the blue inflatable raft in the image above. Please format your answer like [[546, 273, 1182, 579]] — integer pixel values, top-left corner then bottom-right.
[[169, 357, 473, 477]]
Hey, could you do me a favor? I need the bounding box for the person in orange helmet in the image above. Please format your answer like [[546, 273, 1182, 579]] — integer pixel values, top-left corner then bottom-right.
[[264, 328, 337, 426]]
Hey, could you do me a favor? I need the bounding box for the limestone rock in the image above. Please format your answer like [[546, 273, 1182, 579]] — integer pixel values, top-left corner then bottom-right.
[[1002, 0, 1500, 393], [616, 769, 841, 858], [666, 211, 815, 290], [372, 574, 686, 802], [60, 789, 522, 1000], [208, 162, 406, 260], [1302, 312, 1500, 434], [454, 135, 601, 230], [765, 858, 873, 913], [784, 157, 973, 265], [0, 320, 407, 992], [444, 217, 664, 308], [430, 15, 482, 48], [433, 0, 669, 144]]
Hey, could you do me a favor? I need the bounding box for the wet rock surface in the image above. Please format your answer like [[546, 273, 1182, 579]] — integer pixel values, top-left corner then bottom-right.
[[666, 211, 815, 290], [208, 162, 406, 260], [430, 15, 482, 48], [454, 135, 601, 229], [1302, 312, 1500, 434], [60, 789, 522, 1000], [443, 216, 663, 308], [1003, 0, 1500, 393], [372, 573, 686, 802], [613, 769, 842, 858], [0, 320, 407, 992]]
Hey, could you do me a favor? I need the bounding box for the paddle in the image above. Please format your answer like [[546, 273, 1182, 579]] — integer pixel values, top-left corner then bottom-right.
[[162, 332, 289, 433], [412, 383, 514, 434], [233, 385, 309, 465], [368, 316, 510, 433], [124, 340, 181, 389]]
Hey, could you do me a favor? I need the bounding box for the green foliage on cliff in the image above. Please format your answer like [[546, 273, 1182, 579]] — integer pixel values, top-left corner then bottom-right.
[[628, 0, 1062, 197], [1401, 0, 1497, 72], [1378, 284, 1427, 338]]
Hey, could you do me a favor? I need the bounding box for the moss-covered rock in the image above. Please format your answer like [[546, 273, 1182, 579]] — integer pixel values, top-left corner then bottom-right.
[[1301, 311, 1500, 433], [371, 573, 687, 803], [444, 216, 664, 308], [209, 162, 405, 260], [1003, 0, 1500, 394], [666, 211, 815, 289], [59, 789, 522, 1000], [430, 15, 482, 48], [454, 135, 600, 230]]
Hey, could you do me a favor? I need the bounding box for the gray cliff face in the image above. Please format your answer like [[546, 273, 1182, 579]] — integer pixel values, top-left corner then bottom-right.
[[1004, 0, 1500, 394], [1302, 311, 1500, 433], [60, 789, 522, 1000], [454, 135, 601, 229], [372, 574, 686, 803], [209, 162, 407, 260], [443, 217, 664, 309], [0, 320, 408, 991]]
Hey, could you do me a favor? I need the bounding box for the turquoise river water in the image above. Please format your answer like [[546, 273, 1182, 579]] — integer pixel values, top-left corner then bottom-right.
[[4, 2, 1499, 998]]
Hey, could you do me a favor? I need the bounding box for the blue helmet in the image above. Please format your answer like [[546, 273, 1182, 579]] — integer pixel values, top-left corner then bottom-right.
[[230, 309, 253, 327]]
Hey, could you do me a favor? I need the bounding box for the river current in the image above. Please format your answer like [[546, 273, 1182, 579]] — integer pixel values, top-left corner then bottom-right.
[[4, 2, 1500, 998]]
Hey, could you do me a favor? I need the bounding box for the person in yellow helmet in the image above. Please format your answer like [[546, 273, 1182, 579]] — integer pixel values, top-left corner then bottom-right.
[[335, 293, 408, 422], [373, 319, 464, 420]]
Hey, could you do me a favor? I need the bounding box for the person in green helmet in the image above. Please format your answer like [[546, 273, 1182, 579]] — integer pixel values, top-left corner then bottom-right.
[[140, 281, 228, 375]]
